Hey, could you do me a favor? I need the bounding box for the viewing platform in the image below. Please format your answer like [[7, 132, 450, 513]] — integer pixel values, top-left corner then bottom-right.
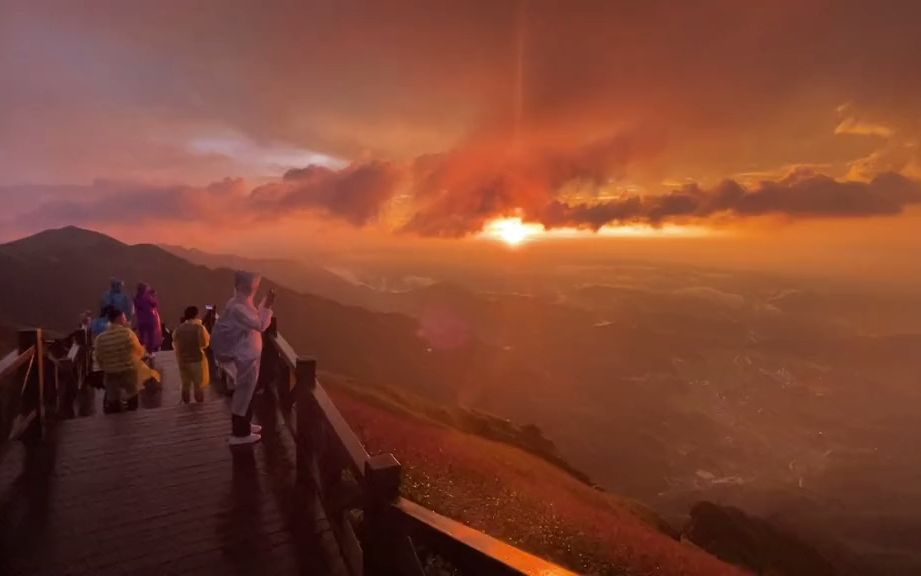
[[0, 352, 344, 576], [0, 323, 578, 576]]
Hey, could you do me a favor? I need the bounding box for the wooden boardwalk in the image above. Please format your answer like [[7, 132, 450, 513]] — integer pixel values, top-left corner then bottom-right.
[[0, 353, 346, 576]]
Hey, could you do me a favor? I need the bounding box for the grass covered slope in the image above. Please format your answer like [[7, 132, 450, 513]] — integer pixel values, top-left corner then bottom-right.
[[325, 378, 747, 576]]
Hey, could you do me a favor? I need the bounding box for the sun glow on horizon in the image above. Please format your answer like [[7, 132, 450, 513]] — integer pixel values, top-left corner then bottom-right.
[[480, 216, 715, 246], [484, 217, 544, 246]]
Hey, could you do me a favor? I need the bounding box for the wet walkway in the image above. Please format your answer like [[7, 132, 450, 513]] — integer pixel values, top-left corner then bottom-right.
[[0, 354, 346, 576]]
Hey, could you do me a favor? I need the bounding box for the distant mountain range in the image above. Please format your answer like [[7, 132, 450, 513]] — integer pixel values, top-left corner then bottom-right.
[[160, 244, 379, 309]]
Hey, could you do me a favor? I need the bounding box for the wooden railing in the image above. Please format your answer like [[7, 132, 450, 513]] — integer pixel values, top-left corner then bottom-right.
[[249, 316, 578, 576], [0, 327, 91, 451], [2, 311, 576, 574]]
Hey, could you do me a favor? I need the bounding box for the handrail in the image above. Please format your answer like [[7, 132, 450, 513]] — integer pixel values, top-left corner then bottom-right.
[[7, 349, 37, 441], [0, 330, 44, 444], [313, 381, 370, 481], [394, 498, 579, 576], [235, 310, 578, 576], [0, 346, 35, 382], [270, 332, 299, 370], [66, 341, 80, 363], [0, 326, 91, 447]]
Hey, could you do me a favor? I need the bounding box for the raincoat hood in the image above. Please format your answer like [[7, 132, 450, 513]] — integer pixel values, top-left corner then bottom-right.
[[234, 271, 261, 302]]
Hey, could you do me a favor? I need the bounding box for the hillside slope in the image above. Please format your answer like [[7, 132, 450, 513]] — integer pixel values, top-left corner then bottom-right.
[[326, 379, 747, 576]]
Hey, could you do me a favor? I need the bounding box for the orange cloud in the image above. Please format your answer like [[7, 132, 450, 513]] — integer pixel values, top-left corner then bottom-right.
[[834, 118, 894, 138]]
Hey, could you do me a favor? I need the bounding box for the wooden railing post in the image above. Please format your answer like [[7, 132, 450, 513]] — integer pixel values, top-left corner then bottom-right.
[[59, 328, 88, 419], [258, 318, 279, 392], [18, 328, 44, 441], [364, 453, 405, 575], [295, 358, 317, 487]]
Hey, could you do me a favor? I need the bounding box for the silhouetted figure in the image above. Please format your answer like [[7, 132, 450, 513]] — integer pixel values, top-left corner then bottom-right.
[[174, 306, 211, 404], [203, 305, 217, 332], [95, 308, 144, 413], [90, 305, 113, 342], [161, 323, 173, 351], [88, 305, 114, 391], [135, 283, 163, 355], [202, 305, 220, 385], [80, 309, 93, 331], [101, 278, 134, 325], [211, 271, 274, 446]]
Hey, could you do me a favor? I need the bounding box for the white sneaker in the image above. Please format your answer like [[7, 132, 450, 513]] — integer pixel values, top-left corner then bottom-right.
[[228, 433, 262, 446], [250, 424, 262, 434]]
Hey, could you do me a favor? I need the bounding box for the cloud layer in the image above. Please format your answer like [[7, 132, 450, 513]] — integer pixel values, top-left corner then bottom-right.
[[10, 160, 921, 237], [251, 162, 406, 226], [542, 171, 921, 230], [4, 1, 921, 183]]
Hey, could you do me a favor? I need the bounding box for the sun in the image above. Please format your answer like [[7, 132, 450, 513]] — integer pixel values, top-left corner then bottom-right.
[[483, 217, 543, 246]]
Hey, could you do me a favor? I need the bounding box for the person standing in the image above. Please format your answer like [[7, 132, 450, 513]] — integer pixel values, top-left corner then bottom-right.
[[90, 306, 113, 342], [95, 308, 145, 413], [173, 306, 211, 404], [201, 305, 221, 389], [101, 278, 135, 325], [88, 305, 114, 391], [211, 271, 275, 446], [134, 283, 163, 356]]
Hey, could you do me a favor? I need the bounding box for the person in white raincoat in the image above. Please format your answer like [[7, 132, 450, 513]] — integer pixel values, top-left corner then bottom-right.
[[216, 271, 275, 446]]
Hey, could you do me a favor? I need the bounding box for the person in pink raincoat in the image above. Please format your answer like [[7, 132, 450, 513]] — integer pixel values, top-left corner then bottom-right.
[[134, 282, 163, 355]]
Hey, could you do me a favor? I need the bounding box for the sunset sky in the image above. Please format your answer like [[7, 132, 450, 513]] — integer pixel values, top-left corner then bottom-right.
[[2, 0, 920, 281]]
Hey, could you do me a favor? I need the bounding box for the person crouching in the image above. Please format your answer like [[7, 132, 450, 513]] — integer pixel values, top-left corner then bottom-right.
[[174, 306, 211, 404], [95, 307, 145, 413]]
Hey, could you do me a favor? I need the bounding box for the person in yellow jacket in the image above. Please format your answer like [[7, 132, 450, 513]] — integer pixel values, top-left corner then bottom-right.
[[95, 308, 147, 412], [173, 306, 211, 403]]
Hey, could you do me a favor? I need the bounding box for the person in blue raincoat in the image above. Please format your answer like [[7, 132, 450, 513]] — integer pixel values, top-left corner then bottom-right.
[[101, 278, 135, 326]]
